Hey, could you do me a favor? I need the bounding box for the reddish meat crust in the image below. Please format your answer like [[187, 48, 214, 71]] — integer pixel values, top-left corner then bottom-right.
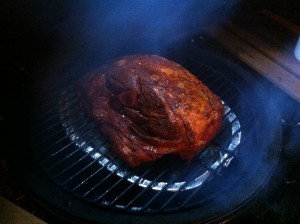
[[76, 55, 225, 167]]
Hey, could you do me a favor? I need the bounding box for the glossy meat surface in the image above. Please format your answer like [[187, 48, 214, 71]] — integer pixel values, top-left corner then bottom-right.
[[76, 55, 225, 167]]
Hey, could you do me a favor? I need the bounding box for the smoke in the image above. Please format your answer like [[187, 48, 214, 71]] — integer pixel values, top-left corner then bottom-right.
[[92, 1, 232, 45], [50, 0, 239, 65], [27, 0, 241, 86]]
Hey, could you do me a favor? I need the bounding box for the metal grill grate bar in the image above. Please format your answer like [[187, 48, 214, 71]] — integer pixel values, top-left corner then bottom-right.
[[106, 168, 154, 207], [82, 162, 126, 199], [31, 85, 75, 121], [96, 156, 181, 207], [31, 88, 77, 134], [73, 156, 120, 197], [50, 134, 104, 179], [123, 167, 175, 211], [32, 95, 78, 131], [37, 121, 94, 161], [158, 171, 213, 212], [32, 110, 83, 149], [72, 153, 113, 193]]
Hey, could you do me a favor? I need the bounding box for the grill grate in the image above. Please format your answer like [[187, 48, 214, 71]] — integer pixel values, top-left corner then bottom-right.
[[31, 59, 256, 214]]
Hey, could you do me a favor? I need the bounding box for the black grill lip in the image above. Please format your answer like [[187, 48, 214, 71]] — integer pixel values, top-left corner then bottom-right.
[[31, 58, 252, 214], [20, 47, 282, 224]]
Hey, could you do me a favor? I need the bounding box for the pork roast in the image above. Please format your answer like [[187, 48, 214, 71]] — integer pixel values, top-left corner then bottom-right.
[[76, 54, 225, 167]]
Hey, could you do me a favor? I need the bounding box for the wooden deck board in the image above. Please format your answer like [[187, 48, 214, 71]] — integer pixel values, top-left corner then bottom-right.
[[204, 9, 300, 103]]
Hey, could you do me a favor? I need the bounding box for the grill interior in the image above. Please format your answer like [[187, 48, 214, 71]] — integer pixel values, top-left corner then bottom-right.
[[7, 38, 282, 224], [30, 56, 256, 214]]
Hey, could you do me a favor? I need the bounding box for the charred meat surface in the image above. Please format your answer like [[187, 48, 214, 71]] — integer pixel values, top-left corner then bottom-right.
[[76, 55, 225, 167]]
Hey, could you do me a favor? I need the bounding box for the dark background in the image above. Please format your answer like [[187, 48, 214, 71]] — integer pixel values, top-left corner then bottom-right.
[[1, 0, 300, 114]]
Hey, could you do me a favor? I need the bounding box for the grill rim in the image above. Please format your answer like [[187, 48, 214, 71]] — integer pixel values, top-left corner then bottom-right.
[[7, 45, 282, 224]]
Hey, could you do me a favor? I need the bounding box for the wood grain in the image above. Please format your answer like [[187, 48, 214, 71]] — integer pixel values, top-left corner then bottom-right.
[[261, 9, 300, 35], [224, 21, 300, 79], [205, 25, 300, 103]]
